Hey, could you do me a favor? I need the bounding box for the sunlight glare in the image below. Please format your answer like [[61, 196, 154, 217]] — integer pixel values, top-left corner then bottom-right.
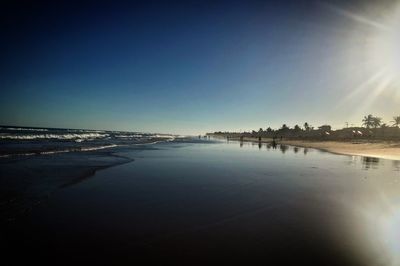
[[329, 1, 400, 114], [370, 7, 400, 81], [378, 202, 400, 265]]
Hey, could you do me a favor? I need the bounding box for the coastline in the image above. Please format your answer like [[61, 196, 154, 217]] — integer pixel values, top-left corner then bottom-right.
[[0, 150, 134, 223], [224, 137, 400, 161], [5, 136, 399, 265]]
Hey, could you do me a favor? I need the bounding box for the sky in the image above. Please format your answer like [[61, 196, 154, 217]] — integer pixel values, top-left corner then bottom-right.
[[1, 0, 400, 134]]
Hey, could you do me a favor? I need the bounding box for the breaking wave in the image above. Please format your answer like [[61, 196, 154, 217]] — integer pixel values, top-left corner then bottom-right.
[[1, 127, 49, 131], [0, 144, 120, 158], [0, 133, 109, 141], [0, 126, 179, 159]]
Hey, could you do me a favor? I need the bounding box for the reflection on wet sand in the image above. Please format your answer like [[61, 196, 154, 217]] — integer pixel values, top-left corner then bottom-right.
[[362, 157, 380, 170], [392, 160, 400, 171], [228, 138, 400, 264], [280, 144, 289, 154], [294, 147, 299, 153], [235, 139, 400, 172], [240, 140, 297, 154], [6, 139, 400, 265], [271, 141, 277, 149]]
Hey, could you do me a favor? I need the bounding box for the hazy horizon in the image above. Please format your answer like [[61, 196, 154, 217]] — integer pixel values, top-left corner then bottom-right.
[[2, 0, 400, 134]]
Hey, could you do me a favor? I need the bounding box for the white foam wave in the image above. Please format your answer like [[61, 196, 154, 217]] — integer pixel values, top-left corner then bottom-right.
[[151, 135, 176, 142], [133, 137, 176, 145], [115, 134, 143, 138], [40, 150, 71, 155], [41, 144, 118, 154], [0, 153, 36, 158], [2, 127, 49, 131], [0, 133, 109, 140], [80, 144, 118, 151], [0, 144, 119, 158]]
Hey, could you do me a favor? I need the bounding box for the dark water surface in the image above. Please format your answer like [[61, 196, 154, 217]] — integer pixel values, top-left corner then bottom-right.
[[3, 139, 400, 265]]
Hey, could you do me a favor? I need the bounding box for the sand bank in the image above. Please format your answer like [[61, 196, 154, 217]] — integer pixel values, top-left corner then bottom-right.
[[226, 137, 400, 161], [281, 140, 400, 161]]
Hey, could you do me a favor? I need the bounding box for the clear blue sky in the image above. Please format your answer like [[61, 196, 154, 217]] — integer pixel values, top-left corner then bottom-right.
[[1, 0, 398, 134]]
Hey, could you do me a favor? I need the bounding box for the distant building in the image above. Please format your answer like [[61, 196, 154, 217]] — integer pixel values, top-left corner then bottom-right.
[[318, 125, 331, 131]]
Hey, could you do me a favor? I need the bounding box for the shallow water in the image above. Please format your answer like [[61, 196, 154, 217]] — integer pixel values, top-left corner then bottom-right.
[[3, 139, 400, 265]]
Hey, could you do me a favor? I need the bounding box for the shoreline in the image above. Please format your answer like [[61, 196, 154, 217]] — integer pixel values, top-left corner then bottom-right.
[[0, 150, 134, 223], [223, 136, 400, 161]]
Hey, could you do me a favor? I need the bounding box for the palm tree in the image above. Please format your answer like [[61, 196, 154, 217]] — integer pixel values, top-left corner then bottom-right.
[[304, 122, 310, 131], [392, 116, 400, 127], [372, 117, 382, 128], [362, 114, 374, 128], [381, 123, 388, 137]]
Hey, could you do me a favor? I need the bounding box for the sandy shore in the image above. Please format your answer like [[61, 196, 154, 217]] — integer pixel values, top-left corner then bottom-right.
[[281, 140, 400, 161], [226, 137, 400, 161]]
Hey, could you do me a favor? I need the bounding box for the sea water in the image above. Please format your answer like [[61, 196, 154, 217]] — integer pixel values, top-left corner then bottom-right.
[[2, 137, 400, 265]]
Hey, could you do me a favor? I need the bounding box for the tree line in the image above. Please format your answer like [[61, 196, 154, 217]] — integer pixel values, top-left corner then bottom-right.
[[362, 115, 400, 128], [262, 115, 400, 133], [213, 115, 400, 135]]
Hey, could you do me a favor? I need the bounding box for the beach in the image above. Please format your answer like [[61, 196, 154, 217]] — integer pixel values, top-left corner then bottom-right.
[[281, 140, 400, 161], [0, 126, 175, 223], [224, 136, 400, 161], [4, 1, 400, 264], [3, 138, 400, 265]]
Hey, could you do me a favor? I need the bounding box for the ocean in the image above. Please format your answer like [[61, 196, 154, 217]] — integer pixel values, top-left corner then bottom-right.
[[2, 129, 400, 265], [0, 125, 176, 157], [0, 125, 189, 223]]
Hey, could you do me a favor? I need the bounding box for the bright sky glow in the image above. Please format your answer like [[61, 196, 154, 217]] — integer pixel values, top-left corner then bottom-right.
[[329, 1, 400, 127]]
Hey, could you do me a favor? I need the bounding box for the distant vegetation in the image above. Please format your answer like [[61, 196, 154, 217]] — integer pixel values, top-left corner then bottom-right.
[[362, 114, 382, 128], [210, 114, 400, 140]]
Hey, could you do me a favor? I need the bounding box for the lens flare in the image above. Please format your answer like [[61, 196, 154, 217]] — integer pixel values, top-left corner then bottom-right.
[[327, 2, 400, 114], [369, 6, 400, 81], [356, 190, 400, 266]]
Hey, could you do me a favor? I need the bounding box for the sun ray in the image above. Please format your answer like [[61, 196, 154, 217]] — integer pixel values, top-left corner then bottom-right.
[[324, 1, 400, 120], [335, 68, 387, 110], [320, 2, 390, 31], [353, 73, 393, 115]]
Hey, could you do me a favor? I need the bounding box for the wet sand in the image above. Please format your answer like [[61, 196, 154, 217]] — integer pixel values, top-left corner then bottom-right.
[[281, 140, 400, 161], [3, 140, 400, 265], [228, 137, 400, 160], [0, 150, 133, 222]]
